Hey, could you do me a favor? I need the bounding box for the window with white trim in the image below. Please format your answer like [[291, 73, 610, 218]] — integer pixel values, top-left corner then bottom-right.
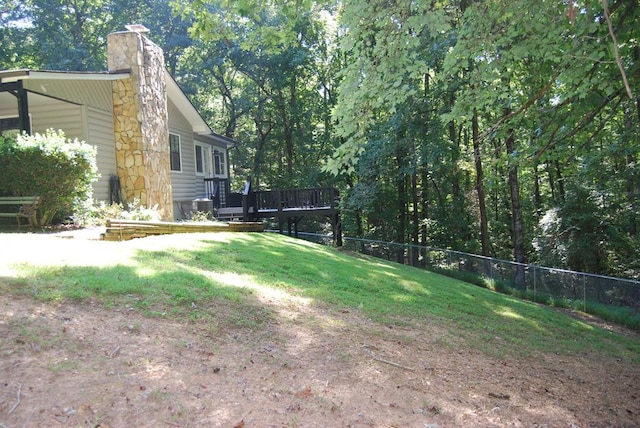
[[214, 149, 226, 176], [169, 133, 182, 172], [194, 143, 212, 176], [195, 144, 204, 175]]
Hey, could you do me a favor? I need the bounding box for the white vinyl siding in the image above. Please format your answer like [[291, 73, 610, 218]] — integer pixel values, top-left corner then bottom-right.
[[170, 131, 196, 201], [30, 102, 83, 138], [86, 107, 117, 202], [168, 100, 198, 201], [0, 96, 19, 117], [0, 76, 229, 209]]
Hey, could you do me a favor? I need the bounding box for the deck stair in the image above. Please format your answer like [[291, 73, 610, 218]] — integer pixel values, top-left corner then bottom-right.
[[101, 219, 264, 241]]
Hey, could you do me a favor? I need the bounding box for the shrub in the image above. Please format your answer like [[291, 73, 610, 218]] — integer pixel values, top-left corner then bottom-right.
[[188, 210, 214, 222], [77, 199, 162, 227], [0, 130, 98, 226], [119, 198, 161, 222]]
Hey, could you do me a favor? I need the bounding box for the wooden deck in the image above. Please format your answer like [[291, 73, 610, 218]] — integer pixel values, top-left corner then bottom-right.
[[244, 185, 342, 245], [206, 180, 342, 245]]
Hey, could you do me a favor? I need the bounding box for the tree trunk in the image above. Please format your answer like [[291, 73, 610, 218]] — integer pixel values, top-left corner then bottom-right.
[[472, 110, 491, 272], [411, 160, 420, 266], [555, 160, 565, 201], [396, 145, 408, 264], [421, 169, 429, 267], [627, 102, 638, 236], [504, 124, 526, 290], [533, 158, 542, 219]]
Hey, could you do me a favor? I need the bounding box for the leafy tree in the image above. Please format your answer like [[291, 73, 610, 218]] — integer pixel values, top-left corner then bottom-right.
[[0, 0, 39, 69], [182, 0, 340, 189], [3, 0, 639, 277], [3, 0, 192, 72]]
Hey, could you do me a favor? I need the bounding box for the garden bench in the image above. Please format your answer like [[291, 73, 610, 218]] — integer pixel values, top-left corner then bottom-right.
[[0, 196, 40, 229]]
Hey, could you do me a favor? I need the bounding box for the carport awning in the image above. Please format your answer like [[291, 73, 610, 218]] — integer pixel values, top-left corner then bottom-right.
[[0, 69, 131, 135]]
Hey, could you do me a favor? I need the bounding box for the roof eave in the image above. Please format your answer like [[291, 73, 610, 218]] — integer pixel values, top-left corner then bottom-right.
[[0, 69, 130, 83], [164, 71, 211, 135]]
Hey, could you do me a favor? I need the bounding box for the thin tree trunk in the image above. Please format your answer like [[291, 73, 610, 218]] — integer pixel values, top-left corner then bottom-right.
[[472, 109, 491, 269], [504, 123, 526, 290], [632, 50, 640, 234], [421, 169, 429, 267], [626, 104, 638, 236], [547, 160, 556, 203], [411, 161, 419, 266], [397, 145, 408, 264], [420, 72, 430, 266], [555, 160, 565, 201], [533, 158, 542, 219]]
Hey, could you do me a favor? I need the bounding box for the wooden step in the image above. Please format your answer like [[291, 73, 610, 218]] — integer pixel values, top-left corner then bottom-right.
[[100, 219, 264, 241]]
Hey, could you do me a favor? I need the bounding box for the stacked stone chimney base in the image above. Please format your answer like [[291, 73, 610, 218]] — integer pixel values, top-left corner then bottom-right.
[[108, 29, 173, 221]]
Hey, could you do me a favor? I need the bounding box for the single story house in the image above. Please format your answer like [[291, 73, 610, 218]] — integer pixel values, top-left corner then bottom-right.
[[0, 26, 235, 221]]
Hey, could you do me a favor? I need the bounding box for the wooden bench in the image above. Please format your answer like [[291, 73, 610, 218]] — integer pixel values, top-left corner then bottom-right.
[[0, 196, 40, 229]]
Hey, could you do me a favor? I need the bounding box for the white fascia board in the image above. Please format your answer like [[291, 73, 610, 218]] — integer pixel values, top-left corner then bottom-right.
[[0, 69, 130, 83], [196, 133, 236, 149], [164, 70, 211, 135]]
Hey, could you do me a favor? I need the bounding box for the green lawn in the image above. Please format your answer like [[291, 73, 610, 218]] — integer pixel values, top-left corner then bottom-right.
[[3, 232, 638, 361]]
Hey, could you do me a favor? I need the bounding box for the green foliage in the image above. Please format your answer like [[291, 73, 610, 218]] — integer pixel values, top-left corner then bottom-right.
[[187, 210, 214, 222], [118, 198, 162, 222], [2, 0, 193, 72], [178, 0, 341, 189], [78, 199, 162, 226], [0, 130, 98, 226], [327, 0, 452, 173], [5, 0, 639, 278], [535, 183, 639, 276]]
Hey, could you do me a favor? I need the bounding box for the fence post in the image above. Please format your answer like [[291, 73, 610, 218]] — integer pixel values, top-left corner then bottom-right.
[[583, 275, 586, 312], [533, 265, 537, 303]]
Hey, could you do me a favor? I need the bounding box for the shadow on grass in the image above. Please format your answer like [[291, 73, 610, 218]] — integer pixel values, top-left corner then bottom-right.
[[2, 232, 638, 359]]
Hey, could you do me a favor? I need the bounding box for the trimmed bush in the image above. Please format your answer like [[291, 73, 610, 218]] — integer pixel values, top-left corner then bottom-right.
[[0, 130, 98, 226]]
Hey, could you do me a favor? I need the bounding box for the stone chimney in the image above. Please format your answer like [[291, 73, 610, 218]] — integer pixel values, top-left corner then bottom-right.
[[107, 25, 173, 221]]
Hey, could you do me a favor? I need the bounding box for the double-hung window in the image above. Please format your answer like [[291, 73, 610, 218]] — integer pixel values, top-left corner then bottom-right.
[[195, 143, 212, 176], [195, 144, 204, 175], [169, 133, 182, 172], [213, 149, 226, 176]]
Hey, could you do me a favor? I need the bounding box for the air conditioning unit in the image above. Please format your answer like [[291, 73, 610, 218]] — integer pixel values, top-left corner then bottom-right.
[[193, 199, 213, 213]]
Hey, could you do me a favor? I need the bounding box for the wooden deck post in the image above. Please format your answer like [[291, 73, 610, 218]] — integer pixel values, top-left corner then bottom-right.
[[277, 190, 284, 233], [16, 81, 31, 134], [242, 180, 251, 221], [333, 212, 343, 246]]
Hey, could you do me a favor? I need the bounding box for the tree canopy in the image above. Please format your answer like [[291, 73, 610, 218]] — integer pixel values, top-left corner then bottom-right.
[[2, 0, 638, 278]]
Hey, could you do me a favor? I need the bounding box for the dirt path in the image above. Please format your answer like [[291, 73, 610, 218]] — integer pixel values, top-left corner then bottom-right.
[[0, 232, 638, 427]]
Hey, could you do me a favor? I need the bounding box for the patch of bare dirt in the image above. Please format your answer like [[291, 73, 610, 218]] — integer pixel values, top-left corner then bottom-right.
[[0, 232, 639, 427]]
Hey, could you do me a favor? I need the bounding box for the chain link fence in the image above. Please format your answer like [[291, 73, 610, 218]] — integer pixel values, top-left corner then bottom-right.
[[282, 231, 640, 310]]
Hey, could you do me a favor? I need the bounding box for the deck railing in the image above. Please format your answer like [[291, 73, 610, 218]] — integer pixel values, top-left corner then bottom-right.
[[204, 178, 220, 208], [241, 181, 338, 220], [253, 187, 338, 211]]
